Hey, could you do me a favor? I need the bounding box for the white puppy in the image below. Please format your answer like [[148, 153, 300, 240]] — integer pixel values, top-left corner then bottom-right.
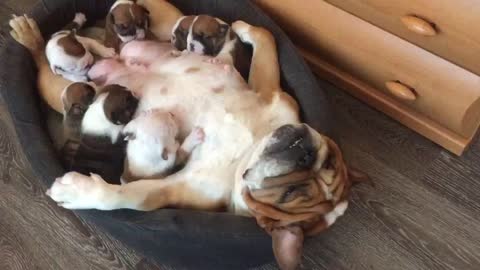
[[46, 13, 116, 82], [122, 109, 205, 183]]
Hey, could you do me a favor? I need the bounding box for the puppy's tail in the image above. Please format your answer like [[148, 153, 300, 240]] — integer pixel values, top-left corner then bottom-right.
[[62, 12, 87, 32]]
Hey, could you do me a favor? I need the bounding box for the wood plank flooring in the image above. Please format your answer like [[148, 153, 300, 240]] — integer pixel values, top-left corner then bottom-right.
[[0, 1, 479, 269]]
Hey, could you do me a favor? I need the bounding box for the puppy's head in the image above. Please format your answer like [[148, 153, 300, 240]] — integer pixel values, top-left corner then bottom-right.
[[61, 82, 96, 118], [241, 124, 366, 270], [171, 15, 195, 51], [108, 0, 150, 43], [172, 15, 232, 56], [100, 84, 139, 125], [46, 30, 95, 78], [123, 110, 179, 159]]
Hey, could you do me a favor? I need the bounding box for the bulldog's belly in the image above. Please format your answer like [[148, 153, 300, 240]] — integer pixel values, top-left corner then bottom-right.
[[137, 52, 286, 169]]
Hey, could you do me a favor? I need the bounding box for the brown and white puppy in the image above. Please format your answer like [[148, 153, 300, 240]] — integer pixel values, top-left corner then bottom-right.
[[105, 0, 150, 52], [46, 13, 116, 82], [81, 84, 139, 144], [61, 82, 96, 140], [171, 15, 251, 78], [121, 110, 205, 183]]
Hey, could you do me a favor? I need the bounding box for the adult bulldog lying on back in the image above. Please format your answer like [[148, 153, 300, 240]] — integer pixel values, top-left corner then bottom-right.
[[9, 3, 365, 270]]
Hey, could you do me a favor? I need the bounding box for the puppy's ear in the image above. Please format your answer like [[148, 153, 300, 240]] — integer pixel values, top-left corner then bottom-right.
[[61, 89, 71, 114], [272, 226, 304, 270], [161, 148, 169, 160], [104, 13, 119, 50], [218, 24, 230, 37]]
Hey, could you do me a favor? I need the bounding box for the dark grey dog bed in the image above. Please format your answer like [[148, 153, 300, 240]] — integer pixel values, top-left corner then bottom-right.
[[0, 0, 331, 269]]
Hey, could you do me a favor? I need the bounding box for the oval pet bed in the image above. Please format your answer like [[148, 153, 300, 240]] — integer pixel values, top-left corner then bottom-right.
[[0, 0, 331, 268]]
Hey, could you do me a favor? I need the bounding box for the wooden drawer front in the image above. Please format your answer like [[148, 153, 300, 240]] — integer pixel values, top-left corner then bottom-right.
[[255, 0, 480, 137], [325, 0, 480, 76]]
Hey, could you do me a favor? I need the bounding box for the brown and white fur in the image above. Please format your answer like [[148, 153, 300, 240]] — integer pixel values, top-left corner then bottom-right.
[[81, 84, 139, 144], [10, 12, 363, 270], [172, 15, 251, 79], [105, 0, 151, 52], [121, 109, 204, 183], [46, 13, 116, 82]]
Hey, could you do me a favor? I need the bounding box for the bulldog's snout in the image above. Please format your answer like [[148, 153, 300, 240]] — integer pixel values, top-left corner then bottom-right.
[[243, 124, 318, 186], [264, 124, 317, 169]]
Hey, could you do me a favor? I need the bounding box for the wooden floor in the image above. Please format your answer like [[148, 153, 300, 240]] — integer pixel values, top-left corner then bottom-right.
[[1, 1, 479, 270]]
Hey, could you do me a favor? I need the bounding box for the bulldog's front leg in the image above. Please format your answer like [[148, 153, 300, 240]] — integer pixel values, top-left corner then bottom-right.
[[47, 172, 226, 211], [9, 14, 71, 113]]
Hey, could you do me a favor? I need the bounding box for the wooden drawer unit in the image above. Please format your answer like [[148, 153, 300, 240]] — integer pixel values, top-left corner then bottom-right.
[[255, 0, 480, 155], [325, 0, 480, 76]]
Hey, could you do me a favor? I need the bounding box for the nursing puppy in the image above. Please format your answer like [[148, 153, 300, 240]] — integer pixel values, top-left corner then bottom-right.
[[105, 0, 150, 52], [64, 84, 139, 182], [81, 84, 139, 143], [46, 13, 116, 82], [172, 15, 251, 79], [121, 110, 205, 183], [61, 82, 96, 141]]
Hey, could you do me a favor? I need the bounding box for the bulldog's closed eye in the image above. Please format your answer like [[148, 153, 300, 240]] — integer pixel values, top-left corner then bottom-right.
[[278, 184, 309, 204]]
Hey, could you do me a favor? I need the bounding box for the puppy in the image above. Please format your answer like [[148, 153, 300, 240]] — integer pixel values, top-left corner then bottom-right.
[[121, 110, 205, 183], [46, 13, 116, 82], [171, 15, 252, 79], [61, 82, 96, 141], [105, 0, 150, 52], [81, 84, 139, 144], [59, 82, 96, 168], [59, 84, 139, 183]]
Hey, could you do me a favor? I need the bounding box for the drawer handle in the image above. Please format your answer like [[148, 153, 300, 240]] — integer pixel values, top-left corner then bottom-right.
[[385, 81, 417, 101], [401, 15, 437, 36]]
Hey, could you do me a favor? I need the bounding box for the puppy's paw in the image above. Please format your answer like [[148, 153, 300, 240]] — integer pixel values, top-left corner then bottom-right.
[[9, 14, 45, 52], [73, 12, 87, 27], [46, 172, 112, 210], [100, 47, 117, 58], [189, 127, 205, 146]]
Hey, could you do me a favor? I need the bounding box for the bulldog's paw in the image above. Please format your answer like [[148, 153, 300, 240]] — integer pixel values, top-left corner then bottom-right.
[[46, 172, 111, 210], [9, 14, 45, 52], [232, 20, 275, 47], [231, 20, 253, 44]]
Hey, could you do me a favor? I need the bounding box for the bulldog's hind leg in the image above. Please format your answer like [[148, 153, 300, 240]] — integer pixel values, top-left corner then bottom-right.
[[9, 14, 71, 113], [47, 172, 226, 211], [232, 21, 281, 102]]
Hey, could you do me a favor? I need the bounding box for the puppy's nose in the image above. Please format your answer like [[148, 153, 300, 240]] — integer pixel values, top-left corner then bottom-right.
[[189, 43, 195, 51]]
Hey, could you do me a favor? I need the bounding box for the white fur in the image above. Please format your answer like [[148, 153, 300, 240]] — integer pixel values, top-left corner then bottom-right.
[[73, 13, 87, 27], [110, 0, 133, 11], [123, 111, 179, 179], [324, 201, 349, 226], [81, 93, 124, 143], [45, 33, 93, 82]]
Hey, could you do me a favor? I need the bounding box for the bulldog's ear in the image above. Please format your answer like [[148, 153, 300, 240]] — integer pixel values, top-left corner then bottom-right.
[[272, 226, 304, 270], [347, 166, 373, 187]]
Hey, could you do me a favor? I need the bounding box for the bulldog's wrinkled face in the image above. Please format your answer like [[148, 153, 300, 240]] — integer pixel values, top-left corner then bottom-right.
[[61, 82, 96, 118], [172, 15, 231, 56], [101, 84, 139, 125], [109, 1, 149, 43], [242, 124, 331, 210]]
